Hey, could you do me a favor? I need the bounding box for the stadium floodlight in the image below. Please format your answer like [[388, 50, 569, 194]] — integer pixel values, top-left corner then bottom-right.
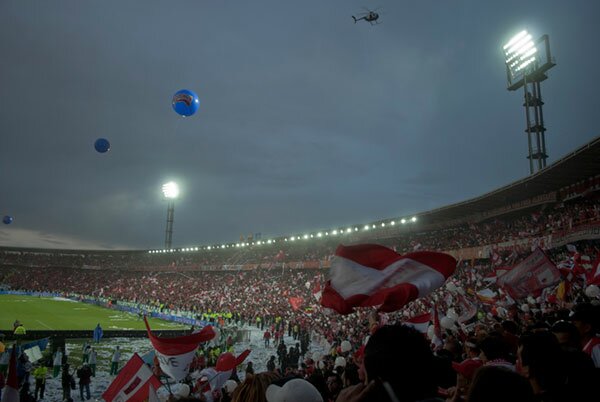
[[503, 30, 555, 174], [291, 236, 296, 241], [162, 182, 179, 199], [303, 234, 309, 239], [346, 228, 352, 233], [364, 225, 370, 230], [391, 221, 395, 225], [381, 223, 385, 227], [317, 232, 322, 237], [401, 219, 406, 224], [162, 181, 179, 249], [504, 30, 537, 77], [332, 230, 338, 235], [411, 216, 417, 222]]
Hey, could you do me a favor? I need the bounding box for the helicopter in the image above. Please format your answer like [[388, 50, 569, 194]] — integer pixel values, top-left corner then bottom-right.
[[352, 8, 381, 25]]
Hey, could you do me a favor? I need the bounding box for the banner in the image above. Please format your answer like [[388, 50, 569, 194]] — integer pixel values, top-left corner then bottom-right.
[[498, 248, 561, 299]]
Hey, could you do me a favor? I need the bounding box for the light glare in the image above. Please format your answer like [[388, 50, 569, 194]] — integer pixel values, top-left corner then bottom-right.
[[162, 181, 180, 199]]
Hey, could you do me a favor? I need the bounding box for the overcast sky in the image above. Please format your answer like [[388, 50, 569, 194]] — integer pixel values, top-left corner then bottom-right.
[[0, 0, 598, 250]]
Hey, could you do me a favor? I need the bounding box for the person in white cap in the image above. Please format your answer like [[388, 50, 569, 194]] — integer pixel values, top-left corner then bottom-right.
[[266, 378, 323, 402]]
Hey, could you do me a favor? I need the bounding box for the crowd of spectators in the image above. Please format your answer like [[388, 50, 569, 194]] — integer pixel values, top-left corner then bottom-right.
[[1, 193, 600, 401]]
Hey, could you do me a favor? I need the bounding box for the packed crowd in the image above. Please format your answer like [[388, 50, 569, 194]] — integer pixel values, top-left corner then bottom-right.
[[1, 191, 600, 400], [1, 194, 599, 271]]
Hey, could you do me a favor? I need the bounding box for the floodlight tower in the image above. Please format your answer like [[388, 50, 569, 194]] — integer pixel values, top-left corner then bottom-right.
[[503, 30, 556, 174], [162, 181, 179, 249]]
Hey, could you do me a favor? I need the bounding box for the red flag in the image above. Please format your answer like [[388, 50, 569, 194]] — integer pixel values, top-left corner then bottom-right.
[[102, 353, 162, 402], [1, 346, 18, 402], [144, 316, 215, 381], [289, 297, 304, 311], [321, 244, 456, 314], [498, 248, 561, 299], [404, 313, 430, 333]]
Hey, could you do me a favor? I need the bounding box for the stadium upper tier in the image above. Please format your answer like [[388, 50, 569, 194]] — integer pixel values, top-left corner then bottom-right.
[[1, 136, 599, 270]]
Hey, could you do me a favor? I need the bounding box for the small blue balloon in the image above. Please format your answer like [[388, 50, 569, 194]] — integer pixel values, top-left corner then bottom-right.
[[3, 215, 13, 225], [172, 89, 200, 117], [94, 138, 110, 153]]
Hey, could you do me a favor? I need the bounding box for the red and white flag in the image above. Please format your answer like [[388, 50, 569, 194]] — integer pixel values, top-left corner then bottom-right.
[[457, 294, 477, 323], [321, 244, 457, 314], [498, 248, 561, 299], [404, 313, 430, 333], [1, 346, 18, 402], [148, 384, 160, 402], [102, 353, 162, 402], [144, 316, 215, 381], [588, 255, 600, 286]]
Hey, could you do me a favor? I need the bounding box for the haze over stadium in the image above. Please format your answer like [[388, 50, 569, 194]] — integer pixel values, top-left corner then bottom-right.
[[1, 2, 600, 402], [0, 0, 599, 250]]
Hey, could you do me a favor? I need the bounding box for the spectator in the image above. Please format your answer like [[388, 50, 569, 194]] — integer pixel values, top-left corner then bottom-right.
[[570, 303, 600, 367], [466, 366, 535, 402], [110, 346, 121, 375], [77, 363, 93, 400], [33, 362, 48, 400]]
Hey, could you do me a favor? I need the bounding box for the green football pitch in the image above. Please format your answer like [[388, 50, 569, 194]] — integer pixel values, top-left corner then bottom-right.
[[0, 294, 186, 330]]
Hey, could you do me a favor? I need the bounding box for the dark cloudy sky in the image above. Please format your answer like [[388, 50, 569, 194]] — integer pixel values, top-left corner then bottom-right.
[[0, 0, 598, 250]]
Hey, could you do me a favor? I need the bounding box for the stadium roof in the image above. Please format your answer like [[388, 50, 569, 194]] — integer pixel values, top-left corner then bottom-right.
[[418, 135, 600, 225]]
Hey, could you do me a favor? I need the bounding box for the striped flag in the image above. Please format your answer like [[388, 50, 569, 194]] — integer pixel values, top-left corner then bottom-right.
[[144, 316, 215, 381], [321, 244, 456, 314], [404, 313, 431, 333], [102, 353, 161, 402]]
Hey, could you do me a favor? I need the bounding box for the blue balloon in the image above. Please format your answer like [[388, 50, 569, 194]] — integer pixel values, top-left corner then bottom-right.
[[94, 138, 110, 153], [172, 89, 200, 117], [3, 215, 13, 225]]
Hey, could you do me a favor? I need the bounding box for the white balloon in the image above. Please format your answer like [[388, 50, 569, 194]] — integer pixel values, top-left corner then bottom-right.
[[305, 281, 311, 289], [440, 316, 455, 330], [585, 285, 600, 298], [334, 356, 346, 368], [340, 340, 352, 353]]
